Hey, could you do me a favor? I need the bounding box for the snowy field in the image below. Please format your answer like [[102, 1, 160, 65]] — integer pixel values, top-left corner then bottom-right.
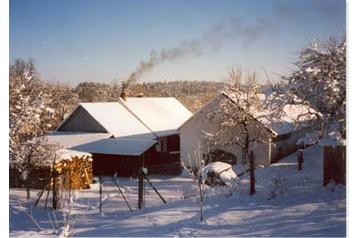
[[9, 144, 346, 237]]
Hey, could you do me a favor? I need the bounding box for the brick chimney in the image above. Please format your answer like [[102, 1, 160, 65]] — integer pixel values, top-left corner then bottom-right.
[[120, 82, 128, 101]]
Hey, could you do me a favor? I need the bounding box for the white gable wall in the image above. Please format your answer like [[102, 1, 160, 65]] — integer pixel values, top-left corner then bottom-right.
[[180, 94, 274, 168]]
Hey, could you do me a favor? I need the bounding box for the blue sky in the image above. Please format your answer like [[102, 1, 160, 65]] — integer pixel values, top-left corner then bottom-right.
[[10, 0, 345, 84]]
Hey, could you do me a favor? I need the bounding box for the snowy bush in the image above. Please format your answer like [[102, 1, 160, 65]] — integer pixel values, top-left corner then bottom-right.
[[199, 162, 237, 186]]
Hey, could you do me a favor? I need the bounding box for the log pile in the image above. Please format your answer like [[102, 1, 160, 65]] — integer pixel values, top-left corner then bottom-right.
[[10, 150, 93, 190], [54, 153, 93, 190]]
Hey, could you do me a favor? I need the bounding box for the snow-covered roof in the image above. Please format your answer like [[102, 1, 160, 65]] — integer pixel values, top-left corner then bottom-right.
[[179, 92, 318, 136], [55, 149, 92, 162], [63, 102, 157, 139], [44, 132, 111, 148], [224, 92, 318, 135], [119, 97, 193, 137], [71, 138, 157, 156], [44, 132, 157, 156], [319, 132, 346, 147], [51, 98, 191, 155], [257, 104, 318, 135], [296, 131, 320, 146]]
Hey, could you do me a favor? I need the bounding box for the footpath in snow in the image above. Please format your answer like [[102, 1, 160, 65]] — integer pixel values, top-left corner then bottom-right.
[[9, 144, 346, 237]]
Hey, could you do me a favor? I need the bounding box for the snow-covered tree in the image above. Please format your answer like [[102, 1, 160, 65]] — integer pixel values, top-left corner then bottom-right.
[[280, 37, 346, 138], [44, 82, 79, 128], [9, 59, 60, 198], [204, 69, 275, 195]]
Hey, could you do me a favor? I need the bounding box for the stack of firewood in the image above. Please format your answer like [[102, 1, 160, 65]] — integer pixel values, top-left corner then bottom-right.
[[53, 151, 93, 190]]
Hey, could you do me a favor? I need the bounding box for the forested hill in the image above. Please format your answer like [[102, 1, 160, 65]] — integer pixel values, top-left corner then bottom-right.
[[75, 80, 225, 112]]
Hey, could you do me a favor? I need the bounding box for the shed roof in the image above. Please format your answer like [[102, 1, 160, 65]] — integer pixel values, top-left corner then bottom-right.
[[53, 98, 191, 155], [70, 138, 157, 156], [119, 97, 193, 137], [256, 103, 318, 135], [59, 102, 157, 140], [44, 132, 111, 148]]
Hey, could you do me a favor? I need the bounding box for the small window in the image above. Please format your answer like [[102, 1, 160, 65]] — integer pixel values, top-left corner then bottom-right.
[[161, 138, 168, 152], [155, 142, 161, 152], [156, 138, 168, 152]]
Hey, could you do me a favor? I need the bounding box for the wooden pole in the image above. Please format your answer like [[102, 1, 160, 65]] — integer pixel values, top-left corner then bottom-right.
[[68, 169, 71, 203], [34, 183, 48, 207], [138, 170, 144, 209], [143, 174, 166, 204], [249, 151, 256, 195], [52, 170, 58, 210], [99, 176, 103, 214], [297, 149, 304, 171], [44, 184, 50, 209], [112, 177, 133, 212]]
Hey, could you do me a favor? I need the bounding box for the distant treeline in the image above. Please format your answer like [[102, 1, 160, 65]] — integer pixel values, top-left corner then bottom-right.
[[75, 80, 225, 112]]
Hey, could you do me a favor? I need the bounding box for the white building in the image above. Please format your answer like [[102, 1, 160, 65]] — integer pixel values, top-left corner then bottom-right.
[[178, 92, 317, 168]]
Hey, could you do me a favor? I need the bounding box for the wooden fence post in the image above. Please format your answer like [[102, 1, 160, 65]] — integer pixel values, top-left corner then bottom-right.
[[99, 176, 103, 214], [297, 149, 304, 171], [138, 168, 145, 209], [52, 170, 58, 210], [249, 151, 256, 195]]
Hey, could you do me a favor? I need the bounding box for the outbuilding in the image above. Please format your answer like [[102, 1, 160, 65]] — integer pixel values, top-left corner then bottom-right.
[[45, 98, 192, 177], [179, 92, 318, 168]]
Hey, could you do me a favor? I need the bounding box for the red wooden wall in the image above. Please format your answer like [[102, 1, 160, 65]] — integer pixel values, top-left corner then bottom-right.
[[92, 135, 182, 177]]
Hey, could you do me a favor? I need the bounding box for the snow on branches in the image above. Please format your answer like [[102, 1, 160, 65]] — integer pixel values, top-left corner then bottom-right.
[[281, 37, 346, 137], [9, 59, 65, 197], [204, 69, 272, 157]]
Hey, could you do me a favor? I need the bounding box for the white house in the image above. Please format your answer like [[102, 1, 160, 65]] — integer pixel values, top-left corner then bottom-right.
[[178, 92, 317, 168]]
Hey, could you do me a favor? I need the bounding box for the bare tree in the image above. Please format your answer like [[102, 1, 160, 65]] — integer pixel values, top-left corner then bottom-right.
[[182, 150, 207, 222], [204, 69, 275, 195]]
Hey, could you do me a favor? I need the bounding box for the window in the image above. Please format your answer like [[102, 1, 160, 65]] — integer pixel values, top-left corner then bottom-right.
[[155, 138, 168, 152]]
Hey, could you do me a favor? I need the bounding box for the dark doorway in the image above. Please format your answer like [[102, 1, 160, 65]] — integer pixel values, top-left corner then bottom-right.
[[205, 149, 237, 165]]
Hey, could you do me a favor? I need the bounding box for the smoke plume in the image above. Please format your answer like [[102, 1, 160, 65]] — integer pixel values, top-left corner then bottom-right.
[[125, 17, 272, 85]]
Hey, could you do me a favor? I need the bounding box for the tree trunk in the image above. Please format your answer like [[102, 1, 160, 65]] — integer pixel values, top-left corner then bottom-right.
[[26, 186, 31, 199], [198, 182, 204, 222], [244, 128, 249, 164], [249, 151, 256, 195], [25, 174, 31, 199]]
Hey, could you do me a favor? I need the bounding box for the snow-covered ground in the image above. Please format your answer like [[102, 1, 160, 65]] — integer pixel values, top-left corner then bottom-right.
[[9, 144, 346, 237]]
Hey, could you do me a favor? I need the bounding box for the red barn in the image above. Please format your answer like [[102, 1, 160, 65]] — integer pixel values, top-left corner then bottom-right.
[[45, 98, 192, 177]]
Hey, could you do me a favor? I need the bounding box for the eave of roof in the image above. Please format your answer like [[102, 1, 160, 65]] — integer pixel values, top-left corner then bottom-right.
[[70, 138, 157, 156]]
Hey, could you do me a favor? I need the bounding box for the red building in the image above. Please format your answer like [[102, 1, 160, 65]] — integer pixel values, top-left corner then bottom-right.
[[45, 97, 192, 177]]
